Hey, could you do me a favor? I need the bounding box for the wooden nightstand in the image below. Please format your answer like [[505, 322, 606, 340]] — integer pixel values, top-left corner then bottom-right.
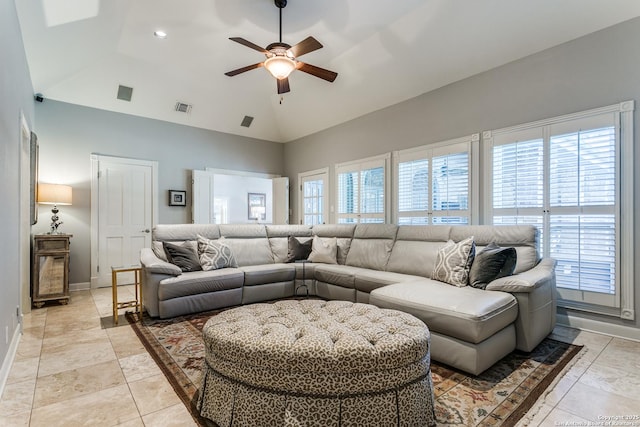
[[32, 234, 72, 308]]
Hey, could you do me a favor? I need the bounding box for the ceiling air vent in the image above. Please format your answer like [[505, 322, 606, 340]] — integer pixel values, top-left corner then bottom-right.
[[175, 102, 192, 113], [117, 85, 133, 102], [241, 116, 254, 128]]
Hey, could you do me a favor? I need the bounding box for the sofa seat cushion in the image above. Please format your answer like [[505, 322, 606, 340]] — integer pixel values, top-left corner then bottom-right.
[[158, 269, 244, 301], [353, 269, 421, 294], [313, 264, 360, 288], [370, 280, 518, 344], [240, 264, 295, 286]]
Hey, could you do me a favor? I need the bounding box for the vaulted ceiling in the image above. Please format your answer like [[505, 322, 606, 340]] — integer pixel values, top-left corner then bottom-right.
[[16, 0, 640, 142]]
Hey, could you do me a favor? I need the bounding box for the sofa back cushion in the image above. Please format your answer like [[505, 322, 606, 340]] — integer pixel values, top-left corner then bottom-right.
[[386, 226, 451, 277], [153, 224, 220, 241], [345, 224, 398, 271], [312, 224, 356, 265], [450, 225, 538, 274], [265, 225, 313, 263], [152, 224, 221, 262], [218, 225, 273, 266]]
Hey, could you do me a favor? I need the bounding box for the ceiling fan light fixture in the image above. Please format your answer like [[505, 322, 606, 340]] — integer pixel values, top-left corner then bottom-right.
[[264, 55, 296, 80]]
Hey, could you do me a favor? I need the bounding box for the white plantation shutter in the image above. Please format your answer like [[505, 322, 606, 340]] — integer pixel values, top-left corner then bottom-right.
[[431, 151, 469, 224], [336, 154, 389, 223], [397, 149, 429, 224], [337, 169, 358, 223], [548, 118, 617, 297], [487, 103, 634, 318], [492, 134, 544, 248], [395, 138, 473, 225]]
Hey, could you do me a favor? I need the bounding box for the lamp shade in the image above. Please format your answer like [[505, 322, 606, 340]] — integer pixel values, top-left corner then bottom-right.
[[264, 55, 296, 80], [37, 183, 72, 205]]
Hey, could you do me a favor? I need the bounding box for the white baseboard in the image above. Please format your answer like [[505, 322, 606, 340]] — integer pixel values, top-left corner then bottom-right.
[[0, 324, 22, 398], [557, 313, 640, 342], [70, 282, 91, 291]]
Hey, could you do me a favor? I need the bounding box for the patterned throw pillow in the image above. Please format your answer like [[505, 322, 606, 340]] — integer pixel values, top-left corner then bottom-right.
[[307, 236, 338, 264], [468, 242, 517, 289], [197, 235, 238, 271], [431, 236, 476, 287]]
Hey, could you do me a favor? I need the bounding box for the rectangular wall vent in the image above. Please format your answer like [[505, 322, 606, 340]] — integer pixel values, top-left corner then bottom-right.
[[241, 115, 254, 127], [117, 85, 133, 102], [175, 102, 192, 113]]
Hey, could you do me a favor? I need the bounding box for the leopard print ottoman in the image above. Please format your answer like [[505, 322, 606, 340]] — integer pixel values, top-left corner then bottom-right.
[[197, 299, 436, 427]]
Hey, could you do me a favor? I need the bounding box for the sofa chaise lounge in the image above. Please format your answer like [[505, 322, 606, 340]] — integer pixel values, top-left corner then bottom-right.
[[140, 223, 556, 375]]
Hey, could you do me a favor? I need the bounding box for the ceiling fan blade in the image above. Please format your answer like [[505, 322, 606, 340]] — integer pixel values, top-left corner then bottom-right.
[[277, 77, 290, 94], [287, 36, 323, 58], [225, 62, 264, 77], [229, 37, 268, 54], [296, 62, 338, 82]]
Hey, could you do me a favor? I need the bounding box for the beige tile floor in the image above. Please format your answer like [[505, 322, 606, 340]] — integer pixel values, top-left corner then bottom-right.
[[1, 287, 639, 426]]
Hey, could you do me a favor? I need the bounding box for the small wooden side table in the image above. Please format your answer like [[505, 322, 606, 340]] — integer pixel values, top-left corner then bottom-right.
[[32, 234, 72, 308], [111, 265, 143, 325]]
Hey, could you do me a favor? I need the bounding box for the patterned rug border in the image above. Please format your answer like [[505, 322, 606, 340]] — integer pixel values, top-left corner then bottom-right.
[[127, 311, 210, 427], [126, 310, 583, 427], [500, 342, 582, 427]]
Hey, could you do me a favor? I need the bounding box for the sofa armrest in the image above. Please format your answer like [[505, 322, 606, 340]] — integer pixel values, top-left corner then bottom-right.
[[487, 258, 558, 352], [485, 258, 557, 293], [140, 247, 182, 276], [141, 247, 182, 317]]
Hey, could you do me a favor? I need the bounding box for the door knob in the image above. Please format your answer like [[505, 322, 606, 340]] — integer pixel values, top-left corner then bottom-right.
[[141, 229, 150, 233]]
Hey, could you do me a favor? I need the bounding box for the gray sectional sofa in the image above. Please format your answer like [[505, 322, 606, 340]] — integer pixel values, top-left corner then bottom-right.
[[140, 223, 557, 375]]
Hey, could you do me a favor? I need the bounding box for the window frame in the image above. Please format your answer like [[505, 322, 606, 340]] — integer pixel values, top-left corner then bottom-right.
[[483, 101, 635, 320], [393, 134, 479, 225], [335, 153, 390, 224]]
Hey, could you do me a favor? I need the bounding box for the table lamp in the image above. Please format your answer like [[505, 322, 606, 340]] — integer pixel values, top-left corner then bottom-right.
[[37, 183, 72, 234]]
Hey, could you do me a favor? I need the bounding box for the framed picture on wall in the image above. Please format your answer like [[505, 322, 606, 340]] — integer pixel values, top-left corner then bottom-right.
[[169, 190, 186, 206], [248, 192, 266, 220]]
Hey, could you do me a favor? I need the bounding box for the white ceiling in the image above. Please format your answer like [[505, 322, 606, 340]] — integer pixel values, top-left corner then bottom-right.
[[16, 0, 640, 143]]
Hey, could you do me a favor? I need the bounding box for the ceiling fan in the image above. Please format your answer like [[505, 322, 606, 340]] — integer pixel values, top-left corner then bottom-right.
[[224, 0, 338, 94]]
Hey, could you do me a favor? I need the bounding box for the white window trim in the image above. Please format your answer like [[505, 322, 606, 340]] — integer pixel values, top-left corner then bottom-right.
[[335, 153, 391, 223], [392, 134, 480, 225], [483, 101, 634, 320]]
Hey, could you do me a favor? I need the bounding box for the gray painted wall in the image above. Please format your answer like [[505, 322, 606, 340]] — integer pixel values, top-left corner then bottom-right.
[[0, 0, 35, 377], [283, 17, 640, 331], [33, 101, 285, 285]]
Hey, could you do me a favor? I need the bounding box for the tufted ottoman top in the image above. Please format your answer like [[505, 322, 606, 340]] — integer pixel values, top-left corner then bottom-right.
[[203, 299, 429, 375]]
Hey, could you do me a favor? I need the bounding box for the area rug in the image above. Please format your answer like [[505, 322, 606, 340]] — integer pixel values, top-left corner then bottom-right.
[[127, 308, 582, 427]]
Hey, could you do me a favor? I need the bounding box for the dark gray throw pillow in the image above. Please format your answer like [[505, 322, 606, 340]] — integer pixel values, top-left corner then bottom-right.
[[468, 242, 517, 289], [163, 241, 202, 272], [285, 236, 312, 263]]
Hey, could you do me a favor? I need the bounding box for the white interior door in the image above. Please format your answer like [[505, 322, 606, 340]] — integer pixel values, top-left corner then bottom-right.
[[95, 156, 155, 287], [272, 177, 289, 224], [192, 169, 215, 224], [299, 168, 329, 225]]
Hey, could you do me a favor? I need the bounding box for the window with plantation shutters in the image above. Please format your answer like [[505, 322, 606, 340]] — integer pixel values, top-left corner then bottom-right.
[[336, 154, 389, 224], [485, 101, 634, 320], [395, 137, 474, 225]]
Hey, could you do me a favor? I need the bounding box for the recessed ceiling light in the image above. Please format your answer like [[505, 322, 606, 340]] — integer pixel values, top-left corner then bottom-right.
[[154, 30, 167, 39]]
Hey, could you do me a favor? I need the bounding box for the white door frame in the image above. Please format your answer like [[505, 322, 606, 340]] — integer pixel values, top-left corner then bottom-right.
[[19, 113, 32, 318], [90, 154, 158, 288], [298, 167, 329, 225]]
